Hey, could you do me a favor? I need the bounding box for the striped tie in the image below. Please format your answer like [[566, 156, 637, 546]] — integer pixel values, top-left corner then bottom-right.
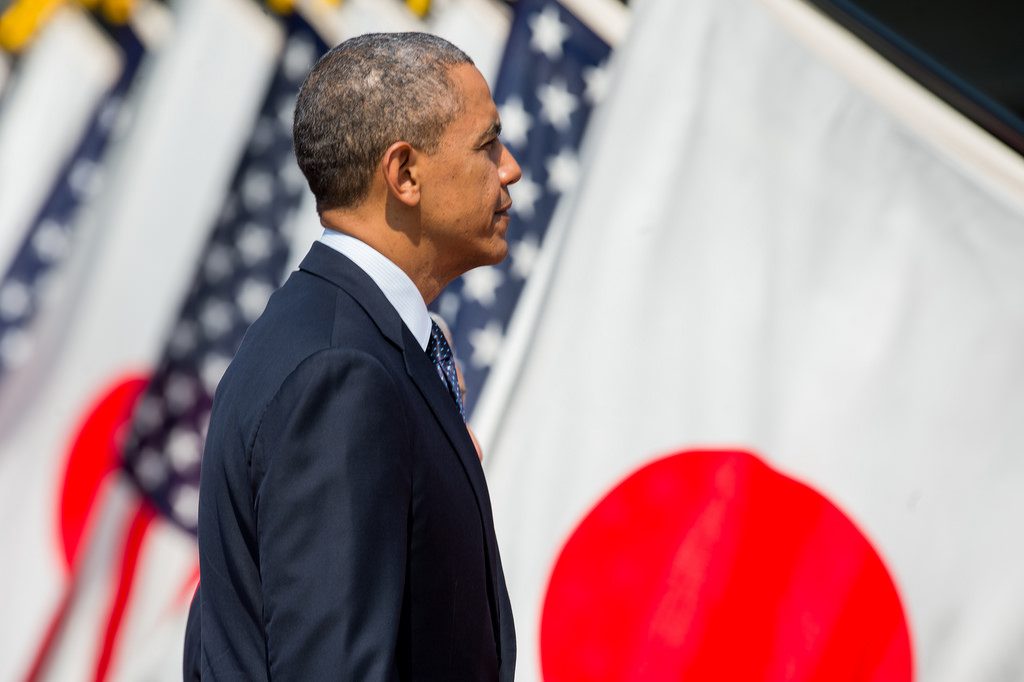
[[426, 320, 465, 421]]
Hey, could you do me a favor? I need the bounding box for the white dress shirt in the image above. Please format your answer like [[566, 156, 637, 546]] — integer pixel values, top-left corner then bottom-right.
[[319, 229, 432, 351]]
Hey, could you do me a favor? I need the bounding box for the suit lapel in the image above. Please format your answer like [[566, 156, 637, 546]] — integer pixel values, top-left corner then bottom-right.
[[402, 325, 497, 524], [401, 324, 504, 651], [299, 243, 492, 507], [299, 242, 505, 651]]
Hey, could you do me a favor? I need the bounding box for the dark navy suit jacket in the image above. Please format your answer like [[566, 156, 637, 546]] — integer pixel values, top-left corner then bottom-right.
[[187, 242, 514, 680]]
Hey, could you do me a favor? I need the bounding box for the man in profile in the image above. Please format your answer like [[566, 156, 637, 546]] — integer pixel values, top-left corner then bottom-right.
[[189, 32, 521, 680]]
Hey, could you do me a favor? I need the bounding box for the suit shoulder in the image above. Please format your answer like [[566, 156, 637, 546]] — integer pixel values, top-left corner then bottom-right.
[[265, 346, 404, 411], [250, 346, 414, 482]]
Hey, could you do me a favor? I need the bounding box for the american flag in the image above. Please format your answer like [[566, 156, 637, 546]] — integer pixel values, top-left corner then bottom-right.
[[0, 23, 144, 378], [120, 14, 326, 534], [431, 0, 612, 415]]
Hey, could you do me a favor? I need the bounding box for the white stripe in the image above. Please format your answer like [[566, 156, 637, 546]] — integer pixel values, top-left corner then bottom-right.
[[0, 6, 121, 277], [37, 476, 135, 682], [106, 520, 197, 682]]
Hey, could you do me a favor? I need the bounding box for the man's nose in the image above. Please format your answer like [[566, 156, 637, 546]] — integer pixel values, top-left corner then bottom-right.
[[499, 142, 522, 186]]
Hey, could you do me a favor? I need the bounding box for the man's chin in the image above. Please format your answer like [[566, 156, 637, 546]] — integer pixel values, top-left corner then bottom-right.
[[480, 243, 508, 268]]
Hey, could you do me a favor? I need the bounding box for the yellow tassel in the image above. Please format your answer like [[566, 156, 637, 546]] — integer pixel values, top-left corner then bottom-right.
[[405, 0, 430, 19], [266, 0, 296, 15], [100, 0, 135, 24], [0, 0, 65, 53]]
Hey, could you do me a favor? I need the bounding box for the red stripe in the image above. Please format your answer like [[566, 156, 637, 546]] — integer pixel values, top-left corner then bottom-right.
[[22, 585, 74, 682], [93, 501, 157, 682], [24, 475, 118, 682]]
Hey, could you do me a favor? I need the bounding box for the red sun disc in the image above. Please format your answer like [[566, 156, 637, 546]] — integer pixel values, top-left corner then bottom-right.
[[540, 449, 912, 681]]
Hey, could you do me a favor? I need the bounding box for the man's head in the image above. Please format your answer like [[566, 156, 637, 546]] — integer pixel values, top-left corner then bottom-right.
[[293, 33, 521, 299], [294, 32, 471, 212]]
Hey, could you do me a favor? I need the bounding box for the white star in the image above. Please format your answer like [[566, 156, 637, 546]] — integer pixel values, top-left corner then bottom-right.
[[237, 223, 273, 265], [112, 101, 134, 139], [237, 278, 275, 321], [461, 266, 504, 307], [200, 298, 235, 339], [468, 321, 504, 369], [529, 6, 569, 59], [134, 448, 167, 490], [97, 95, 122, 131], [201, 353, 232, 395], [546, 148, 580, 194], [171, 484, 200, 529], [241, 169, 274, 211], [583, 61, 612, 105], [165, 374, 197, 415], [436, 292, 461, 326], [510, 171, 541, 220], [277, 93, 298, 130], [203, 244, 235, 283], [169, 321, 199, 358], [283, 36, 317, 82], [510, 235, 540, 280], [538, 80, 578, 132], [167, 427, 202, 473], [69, 158, 102, 198], [34, 271, 59, 308], [0, 329, 31, 369], [498, 97, 532, 148], [133, 395, 164, 434], [279, 158, 306, 194], [249, 119, 276, 155], [32, 220, 70, 263], [0, 280, 31, 320]]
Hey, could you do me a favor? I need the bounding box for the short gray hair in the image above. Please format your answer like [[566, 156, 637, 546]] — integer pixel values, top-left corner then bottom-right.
[[293, 32, 473, 212]]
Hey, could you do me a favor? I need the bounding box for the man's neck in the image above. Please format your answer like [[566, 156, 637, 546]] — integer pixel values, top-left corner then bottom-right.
[[320, 214, 449, 305]]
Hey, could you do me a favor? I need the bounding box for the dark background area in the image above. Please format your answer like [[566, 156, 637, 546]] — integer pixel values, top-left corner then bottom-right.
[[858, 0, 1024, 118]]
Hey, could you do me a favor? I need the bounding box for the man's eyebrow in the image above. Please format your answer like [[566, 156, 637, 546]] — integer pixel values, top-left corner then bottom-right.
[[477, 120, 502, 145]]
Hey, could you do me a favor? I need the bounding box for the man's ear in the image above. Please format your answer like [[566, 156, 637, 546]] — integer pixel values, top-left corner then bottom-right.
[[381, 141, 420, 207]]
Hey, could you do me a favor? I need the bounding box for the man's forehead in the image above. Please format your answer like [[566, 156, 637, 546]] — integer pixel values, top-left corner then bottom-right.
[[449, 64, 500, 133], [451, 63, 494, 109]]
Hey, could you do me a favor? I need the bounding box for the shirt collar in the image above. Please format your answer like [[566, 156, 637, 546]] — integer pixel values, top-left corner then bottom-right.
[[319, 229, 432, 351]]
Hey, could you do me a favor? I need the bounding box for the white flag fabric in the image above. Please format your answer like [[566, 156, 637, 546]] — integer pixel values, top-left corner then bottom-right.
[[0, 0, 283, 678], [483, 0, 1024, 679], [0, 7, 120, 274]]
